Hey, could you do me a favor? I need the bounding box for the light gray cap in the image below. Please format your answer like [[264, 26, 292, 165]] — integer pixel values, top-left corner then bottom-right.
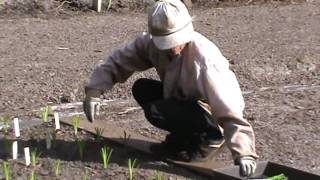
[[148, 0, 194, 50]]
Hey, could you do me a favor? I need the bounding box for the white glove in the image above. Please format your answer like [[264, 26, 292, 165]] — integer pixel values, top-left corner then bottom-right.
[[83, 88, 102, 122], [83, 97, 101, 122], [239, 156, 256, 177]]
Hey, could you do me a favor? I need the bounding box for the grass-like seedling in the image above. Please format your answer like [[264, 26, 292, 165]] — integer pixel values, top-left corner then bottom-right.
[[72, 116, 81, 136], [101, 145, 113, 169], [77, 140, 86, 159], [0, 115, 11, 135], [268, 173, 288, 180], [31, 148, 41, 167], [2, 161, 11, 180], [94, 127, 105, 143], [54, 160, 61, 176], [3, 136, 11, 154], [155, 170, 164, 180], [83, 168, 89, 180], [106, 0, 112, 10], [128, 158, 137, 180], [42, 106, 50, 123], [30, 169, 36, 180]]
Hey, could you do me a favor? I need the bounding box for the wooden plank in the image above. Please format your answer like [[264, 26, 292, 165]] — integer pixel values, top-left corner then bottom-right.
[[60, 116, 226, 177]]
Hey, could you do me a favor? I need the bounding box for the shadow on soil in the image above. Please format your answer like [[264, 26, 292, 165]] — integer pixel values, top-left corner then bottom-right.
[[0, 138, 199, 178]]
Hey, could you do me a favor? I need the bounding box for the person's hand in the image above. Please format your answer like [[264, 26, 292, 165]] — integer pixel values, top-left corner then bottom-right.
[[238, 156, 256, 177], [83, 88, 102, 122]]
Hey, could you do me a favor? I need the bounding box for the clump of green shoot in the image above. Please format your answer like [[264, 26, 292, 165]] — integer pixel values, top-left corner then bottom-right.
[[3, 136, 11, 154], [268, 174, 288, 180], [0, 115, 11, 135], [155, 170, 164, 180], [42, 106, 50, 123], [30, 169, 36, 180], [2, 161, 11, 180], [128, 158, 137, 180], [54, 160, 61, 176], [83, 168, 89, 180], [94, 127, 105, 143], [72, 116, 81, 136], [31, 148, 41, 167], [101, 145, 113, 169], [106, 0, 112, 10], [77, 140, 86, 159]]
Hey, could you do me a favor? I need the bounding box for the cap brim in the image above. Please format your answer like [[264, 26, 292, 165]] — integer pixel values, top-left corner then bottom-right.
[[152, 23, 194, 50]]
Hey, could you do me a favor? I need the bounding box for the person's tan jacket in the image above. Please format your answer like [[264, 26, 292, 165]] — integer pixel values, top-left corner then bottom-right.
[[87, 32, 258, 160]]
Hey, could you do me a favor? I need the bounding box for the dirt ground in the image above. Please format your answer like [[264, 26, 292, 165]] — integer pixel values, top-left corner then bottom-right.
[[0, 0, 319, 179]]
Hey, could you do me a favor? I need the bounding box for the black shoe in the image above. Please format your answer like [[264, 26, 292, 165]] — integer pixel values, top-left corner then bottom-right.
[[149, 133, 194, 161]]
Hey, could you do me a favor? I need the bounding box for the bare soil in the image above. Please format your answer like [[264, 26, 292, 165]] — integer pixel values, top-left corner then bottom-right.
[[0, 0, 319, 179]]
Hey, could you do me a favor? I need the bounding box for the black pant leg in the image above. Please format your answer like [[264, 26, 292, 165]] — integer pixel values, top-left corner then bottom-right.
[[132, 78, 222, 139], [132, 78, 163, 106], [144, 99, 222, 138]]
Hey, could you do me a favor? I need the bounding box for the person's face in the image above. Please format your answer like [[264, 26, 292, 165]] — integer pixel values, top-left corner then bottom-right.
[[168, 43, 187, 58]]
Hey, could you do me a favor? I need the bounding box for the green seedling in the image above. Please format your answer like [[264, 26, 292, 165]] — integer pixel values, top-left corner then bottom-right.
[[83, 168, 89, 180], [77, 140, 86, 159], [122, 130, 131, 145], [2, 161, 11, 180], [128, 158, 137, 180], [54, 160, 61, 176], [101, 145, 113, 169], [72, 116, 81, 136], [0, 115, 11, 135], [155, 170, 164, 180], [30, 169, 36, 180], [31, 148, 41, 167], [268, 173, 288, 180], [94, 127, 105, 143], [106, 0, 112, 10], [3, 136, 11, 154], [42, 106, 50, 123]]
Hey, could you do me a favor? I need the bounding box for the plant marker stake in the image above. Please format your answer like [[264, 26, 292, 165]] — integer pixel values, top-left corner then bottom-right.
[[54, 112, 60, 130], [24, 147, 31, 166], [14, 118, 20, 137], [12, 140, 18, 160]]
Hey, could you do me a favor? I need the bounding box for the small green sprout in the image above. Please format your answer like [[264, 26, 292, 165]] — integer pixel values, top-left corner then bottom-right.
[[122, 130, 131, 145], [0, 115, 11, 135], [30, 169, 37, 180], [77, 140, 86, 159], [54, 160, 61, 176], [42, 106, 50, 123], [31, 148, 41, 167], [268, 174, 288, 180], [3, 136, 11, 154], [106, 0, 112, 10], [83, 168, 89, 180], [94, 127, 105, 143], [72, 116, 81, 136], [128, 158, 137, 180], [155, 170, 164, 180], [101, 145, 113, 169], [2, 161, 11, 180]]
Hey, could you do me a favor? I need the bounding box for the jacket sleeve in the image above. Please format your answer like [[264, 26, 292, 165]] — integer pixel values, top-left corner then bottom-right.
[[86, 33, 153, 91], [198, 51, 258, 161]]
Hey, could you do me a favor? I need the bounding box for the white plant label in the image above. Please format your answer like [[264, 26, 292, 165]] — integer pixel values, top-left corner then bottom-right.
[[24, 147, 31, 166], [54, 112, 60, 130], [12, 141, 18, 160], [13, 118, 20, 137], [46, 133, 52, 150]]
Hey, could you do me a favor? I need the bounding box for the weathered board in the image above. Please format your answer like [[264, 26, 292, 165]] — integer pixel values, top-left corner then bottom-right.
[[60, 116, 226, 177]]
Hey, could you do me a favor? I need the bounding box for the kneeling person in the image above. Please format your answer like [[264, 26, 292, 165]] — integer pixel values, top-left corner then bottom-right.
[[83, 0, 258, 177]]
